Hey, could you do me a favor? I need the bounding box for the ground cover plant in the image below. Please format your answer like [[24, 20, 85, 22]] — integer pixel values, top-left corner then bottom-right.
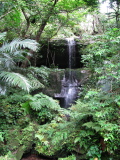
[[0, 0, 120, 160]]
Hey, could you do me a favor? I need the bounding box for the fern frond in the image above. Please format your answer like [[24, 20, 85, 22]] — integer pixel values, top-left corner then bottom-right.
[[0, 35, 39, 93], [29, 100, 43, 110], [0, 39, 39, 53], [24, 93, 60, 111], [0, 71, 31, 92], [29, 66, 49, 83], [30, 79, 44, 90], [0, 84, 6, 95], [18, 39, 39, 51], [13, 50, 32, 57], [83, 121, 101, 132], [27, 73, 44, 90], [0, 53, 15, 70], [0, 32, 6, 41]]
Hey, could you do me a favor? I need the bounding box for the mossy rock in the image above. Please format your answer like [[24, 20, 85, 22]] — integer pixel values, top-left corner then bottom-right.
[[42, 70, 64, 96]]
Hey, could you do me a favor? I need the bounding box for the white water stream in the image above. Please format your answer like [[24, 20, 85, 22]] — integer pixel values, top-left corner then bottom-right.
[[64, 38, 78, 108], [55, 37, 79, 108]]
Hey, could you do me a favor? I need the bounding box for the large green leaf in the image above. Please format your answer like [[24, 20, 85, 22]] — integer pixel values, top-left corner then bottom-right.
[[0, 38, 39, 53], [0, 71, 31, 92]]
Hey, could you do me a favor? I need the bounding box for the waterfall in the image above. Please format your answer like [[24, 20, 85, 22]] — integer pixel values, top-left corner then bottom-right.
[[54, 37, 79, 108], [66, 37, 76, 69], [66, 37, 76, 82], [64, 38, 78, 107]]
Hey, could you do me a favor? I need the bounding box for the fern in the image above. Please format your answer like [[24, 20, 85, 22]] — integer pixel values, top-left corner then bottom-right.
[[0, 72, 31, 92], [0, 33, 39, 93], [27, 73, 44, 90], [0, 53, 15, 70], [24, 93, 60, 111], [83, 122, 101, 132], [29, 66, 50, 83], [0, 38, 39, 53], [0, 32, 6, 41]]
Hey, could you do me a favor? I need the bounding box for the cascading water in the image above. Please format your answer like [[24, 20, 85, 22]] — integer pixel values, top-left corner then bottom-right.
[[64, 38, 78, 108], [55, 37, 79, 108]]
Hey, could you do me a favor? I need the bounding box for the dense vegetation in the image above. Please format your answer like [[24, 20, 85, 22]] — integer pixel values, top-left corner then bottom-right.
[[0, 0, 120, 160]]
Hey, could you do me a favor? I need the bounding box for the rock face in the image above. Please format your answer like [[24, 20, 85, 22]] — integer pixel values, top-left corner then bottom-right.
[[35, 38, 84, 68], [54, 75, 80, 108], [32, 38, 90, 107], [40, 68, 90, 108]]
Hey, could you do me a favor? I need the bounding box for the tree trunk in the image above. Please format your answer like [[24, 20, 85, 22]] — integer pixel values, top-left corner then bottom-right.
[[21, 0, 59, 68], [36, 0, 59, 42], [21, 8, 31, 38]]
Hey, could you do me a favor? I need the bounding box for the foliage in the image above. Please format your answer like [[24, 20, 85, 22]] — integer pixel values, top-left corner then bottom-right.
[[0, 32, 39, 93], [0, 123, 38, 160], [28, 66, 50, 86], [0, 32, 51, 94], [0, 0, 21, 39], [0, 92, 30, 131], [104, 0, 120, 27], [35, 119, 73, 156], [0, 34, 55, 94], [0, 152, 17, 160], [0, 1, 120, 160], [32, 28, 120, 159], [81, 28, 120, 91], [58, 155, 76, 160], [22, 93, 62, 124], [70, 91, 120, 158], [75, 28, 120, 159], [0, 72, 31, 92], [0, 0, 99, 40], [0, 90, 65, 158]]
